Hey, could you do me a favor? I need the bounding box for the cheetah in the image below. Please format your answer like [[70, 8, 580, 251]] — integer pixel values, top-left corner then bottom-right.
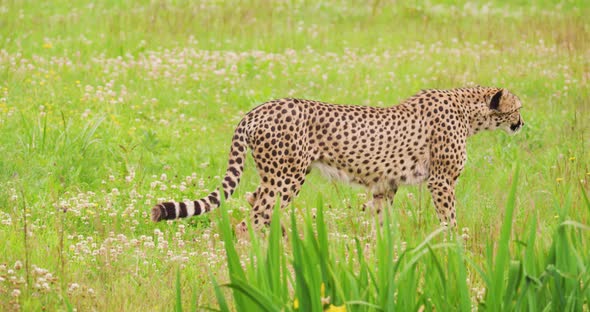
[[151, 87, 524, 228]]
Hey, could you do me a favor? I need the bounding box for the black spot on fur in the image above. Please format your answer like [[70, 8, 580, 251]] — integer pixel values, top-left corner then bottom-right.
[[209, 194, 220, 206]]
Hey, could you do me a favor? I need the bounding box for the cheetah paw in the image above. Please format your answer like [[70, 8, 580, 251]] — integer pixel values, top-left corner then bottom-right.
[[235, 221, 249, 240], [245, 192, 255, 207]]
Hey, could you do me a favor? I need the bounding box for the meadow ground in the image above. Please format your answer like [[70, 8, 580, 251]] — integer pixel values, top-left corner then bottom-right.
[[0, 0, 589, 311]]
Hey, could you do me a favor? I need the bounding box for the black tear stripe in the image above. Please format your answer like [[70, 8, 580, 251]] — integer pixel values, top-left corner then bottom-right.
[[163, 202, 177, 219], [178, 202, 188, 218]]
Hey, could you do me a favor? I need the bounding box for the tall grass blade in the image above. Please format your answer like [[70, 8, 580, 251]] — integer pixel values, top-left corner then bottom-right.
[[503, 260, 523, 309], [290, 209, 314, 312], [521, 216, 539, 312], [453, 240, 472, 312], [218, 199, 251, 310], [210, 271, 230, 312], [175, 269, 182, 312], [223, 279, 280, 312], [266, 198, 283, 304], [64, 296, 74, 312], [487, 165, 519, 311], [581, 183, 590, 214]]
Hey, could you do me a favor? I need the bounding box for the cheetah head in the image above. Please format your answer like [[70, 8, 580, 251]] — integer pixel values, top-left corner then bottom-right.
[[488, 89, 524, 135]]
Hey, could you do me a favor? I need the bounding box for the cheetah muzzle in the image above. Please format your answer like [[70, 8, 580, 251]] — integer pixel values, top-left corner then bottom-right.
[[151, 87, 524, 229]]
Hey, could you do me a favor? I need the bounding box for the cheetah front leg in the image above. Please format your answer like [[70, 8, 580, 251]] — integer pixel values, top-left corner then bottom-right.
[[427, 177, 458, 227]]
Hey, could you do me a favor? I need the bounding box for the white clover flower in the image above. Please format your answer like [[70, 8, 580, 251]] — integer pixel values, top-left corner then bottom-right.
[[68, 283, 80, 293]]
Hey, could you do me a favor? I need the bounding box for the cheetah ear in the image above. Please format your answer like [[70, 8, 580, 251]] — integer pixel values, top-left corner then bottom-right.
[[489, 89, 503, 111]]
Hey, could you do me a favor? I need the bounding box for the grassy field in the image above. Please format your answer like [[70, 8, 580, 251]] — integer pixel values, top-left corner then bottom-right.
[[1, 0, 589, 310]]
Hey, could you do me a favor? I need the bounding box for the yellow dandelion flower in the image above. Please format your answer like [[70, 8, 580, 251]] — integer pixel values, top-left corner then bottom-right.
[[569, 156, 576, 161], [43, 42, 53, 49], [325, 304, 346, 312], [556, 178, 563, 183], [293, 298, 299, 309]]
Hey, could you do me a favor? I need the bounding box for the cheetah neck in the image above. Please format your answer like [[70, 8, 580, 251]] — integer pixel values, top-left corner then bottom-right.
[[463, 90, 497, 136]]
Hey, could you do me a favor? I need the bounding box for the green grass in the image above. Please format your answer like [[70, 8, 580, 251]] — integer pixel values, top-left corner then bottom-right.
[[1, 0, 589, 311], [213, 170, 590, 311]]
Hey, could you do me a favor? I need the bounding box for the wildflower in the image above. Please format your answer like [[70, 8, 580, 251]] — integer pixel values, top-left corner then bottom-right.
[[11, 289, 20, 297], [42, 42, 53, 49], [461, 227, 470, 240], [68, 283, 80, 293], [14, 261, 22, 270], [569, 156, 576, 161], [325, 304, 346, 312], [293, 298, 299, 309], [556, 178, 563, 183]]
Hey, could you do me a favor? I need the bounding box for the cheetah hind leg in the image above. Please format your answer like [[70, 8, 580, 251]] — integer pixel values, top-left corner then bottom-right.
[[362, 189, 397, 225], [236, 187, 287, 238], [234, 190, 258, 240], [245, 189, 258, 207], [245, 175, 306, 237]]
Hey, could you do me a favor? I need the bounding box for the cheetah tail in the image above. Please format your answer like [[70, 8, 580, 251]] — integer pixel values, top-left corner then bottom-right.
[[151, 123, 249, 222]]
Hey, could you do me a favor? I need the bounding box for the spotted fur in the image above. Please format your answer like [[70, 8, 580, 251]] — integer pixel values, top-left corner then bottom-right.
[[151, 87, 524, 228]]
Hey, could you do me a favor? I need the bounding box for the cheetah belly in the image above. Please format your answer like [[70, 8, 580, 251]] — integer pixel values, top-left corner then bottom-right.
[[399, 158, 430, 185], [310, 161, 362, 186], [310, 156, 430, 189]]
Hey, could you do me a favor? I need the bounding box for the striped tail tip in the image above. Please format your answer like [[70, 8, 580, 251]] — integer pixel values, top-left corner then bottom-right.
[[151, 204, 166, 222]]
